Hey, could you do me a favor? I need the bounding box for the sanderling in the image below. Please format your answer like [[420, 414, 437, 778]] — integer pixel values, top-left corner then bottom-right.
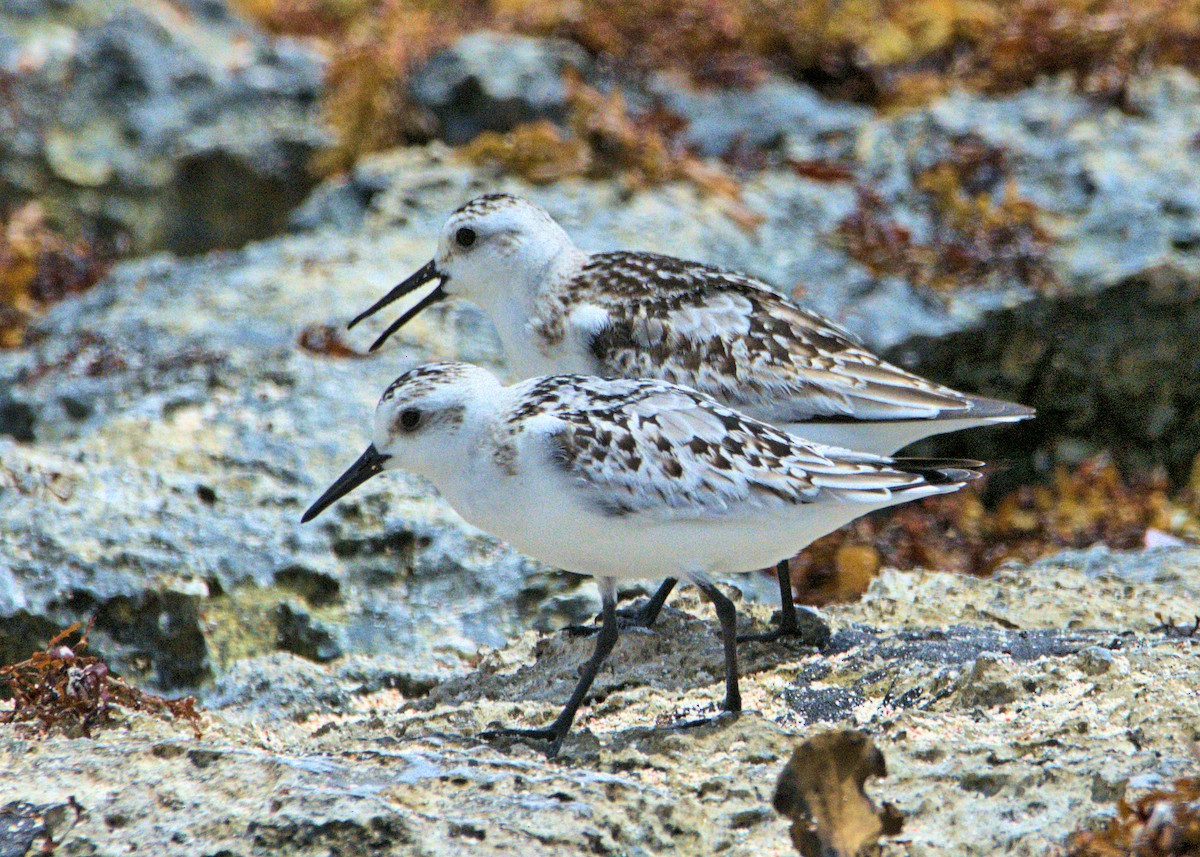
[[302, 361, 981, 755], [348, 194, 1033, 639]]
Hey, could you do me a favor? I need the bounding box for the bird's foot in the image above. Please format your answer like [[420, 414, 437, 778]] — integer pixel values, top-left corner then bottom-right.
[[478, 726, 566, 757], [736, 626, 797, 644], [564, 600, 659, 636], [736, 607, 831, 647], [670, 708, 743, 732]]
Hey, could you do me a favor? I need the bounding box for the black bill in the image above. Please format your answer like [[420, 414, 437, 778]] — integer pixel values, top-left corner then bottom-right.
[[347, 259, 448, 352], [301, 444, 392, 523]]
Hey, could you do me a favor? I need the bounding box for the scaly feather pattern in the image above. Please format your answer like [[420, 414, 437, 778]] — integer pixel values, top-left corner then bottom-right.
[[494, 374, 976, 520]]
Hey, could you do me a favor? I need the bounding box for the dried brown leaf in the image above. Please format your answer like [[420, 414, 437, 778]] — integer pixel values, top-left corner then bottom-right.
[[773, 730, 904, 857]]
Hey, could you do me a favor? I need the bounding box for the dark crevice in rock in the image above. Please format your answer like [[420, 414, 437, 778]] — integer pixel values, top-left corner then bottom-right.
[[271, 603, 343, 663], [166, 146, 321, 255], [891, 268, 1200, 491], [90, 591, 211, 690], [0, 611, 64, 680], [273, 565, 341, 607]]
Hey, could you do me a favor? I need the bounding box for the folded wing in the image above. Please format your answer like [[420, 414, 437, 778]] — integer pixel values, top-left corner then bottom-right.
[[571, 252, 977, 423], [518, 375, 978, 521]]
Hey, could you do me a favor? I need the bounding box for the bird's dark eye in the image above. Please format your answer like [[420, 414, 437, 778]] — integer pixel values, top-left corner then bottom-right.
[[455, 227, 476, 248], [398, 408, 421, 431]]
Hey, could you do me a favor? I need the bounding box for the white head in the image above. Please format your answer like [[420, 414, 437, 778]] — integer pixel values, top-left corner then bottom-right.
[[435, 194, 574, 304], [348, 195, 577, 351], [302, 362, 503, 522]]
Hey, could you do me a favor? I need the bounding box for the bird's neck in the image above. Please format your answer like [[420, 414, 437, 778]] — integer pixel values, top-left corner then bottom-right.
[[488, 247, 589, 377]]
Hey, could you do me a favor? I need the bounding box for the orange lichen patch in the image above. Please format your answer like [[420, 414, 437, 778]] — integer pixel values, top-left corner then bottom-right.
[[0, 623, 203, 739], [315, 0, 494, 173], [837, 136, 1056, 295], [788, 455, 1192, 606], [462, 120, 590, 185], [463, 81, 762, 226], [0, 203, 111, 349], [1067, 766, 1200, 856], [965, 0, 1200, 107], [548, 0, 771, 88]]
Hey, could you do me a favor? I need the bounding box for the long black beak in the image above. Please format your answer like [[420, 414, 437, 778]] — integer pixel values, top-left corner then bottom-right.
[[301, 444, 392, 523], [347, 259, 448, 352]]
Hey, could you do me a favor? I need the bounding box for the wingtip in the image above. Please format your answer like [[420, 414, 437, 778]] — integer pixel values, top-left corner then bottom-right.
[[890, 457, 986, 485], [964, 394, 1036, 421]]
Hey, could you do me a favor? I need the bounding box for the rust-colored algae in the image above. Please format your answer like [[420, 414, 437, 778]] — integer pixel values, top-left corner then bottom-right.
[[0, 623, 203, 739], [298, 323, 373, 359], [1067, 762, 1200, 857], [837, 136, 1057, 295], [234, 0, 1200, 179]]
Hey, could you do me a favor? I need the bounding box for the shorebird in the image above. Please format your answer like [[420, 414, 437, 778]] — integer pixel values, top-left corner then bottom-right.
[[303, 362, 981, 754], [348, 194, 1032, 639]]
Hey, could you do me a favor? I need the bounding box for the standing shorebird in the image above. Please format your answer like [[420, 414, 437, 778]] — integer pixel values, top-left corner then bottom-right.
[[349, 194, 1033, 638], [303, 362, 981, 755]]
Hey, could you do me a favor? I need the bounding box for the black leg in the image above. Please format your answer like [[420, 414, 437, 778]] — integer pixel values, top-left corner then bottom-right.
[[481, 579, 620, 757], [616, 577, 676, 627], [737, 559, 802, 644], [565, 577, 677, 635], [691, 579, 741, 713]]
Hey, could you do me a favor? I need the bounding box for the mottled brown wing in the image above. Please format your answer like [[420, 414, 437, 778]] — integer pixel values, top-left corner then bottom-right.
[[524, 376, 946, 519], [573, 252, 969, 423]]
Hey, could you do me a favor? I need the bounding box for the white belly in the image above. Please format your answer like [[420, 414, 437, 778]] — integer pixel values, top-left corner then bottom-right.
[[441, 465, 938, 581]]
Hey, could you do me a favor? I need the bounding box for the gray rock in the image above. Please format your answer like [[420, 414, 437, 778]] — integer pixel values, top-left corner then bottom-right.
[[649, 71, 871, 159], [0, 0, 330, 254], [410, 31, 589, 145]]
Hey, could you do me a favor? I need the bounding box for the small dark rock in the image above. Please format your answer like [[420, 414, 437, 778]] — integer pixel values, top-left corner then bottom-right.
[[274, 565, 340, 607], [0, 393, 38, 442], [729, 807, 773, 829], [959, 772, 1010, 797], [186, 749, 223, 769], [447, 821, 486, 840]]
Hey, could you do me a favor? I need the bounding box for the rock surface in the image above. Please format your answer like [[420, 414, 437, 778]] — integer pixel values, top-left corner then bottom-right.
[[3, 25, 1200, 855], [3, 549, 1199, 855], [0, 0, 329, 254], [409, 32, 590, 145]]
